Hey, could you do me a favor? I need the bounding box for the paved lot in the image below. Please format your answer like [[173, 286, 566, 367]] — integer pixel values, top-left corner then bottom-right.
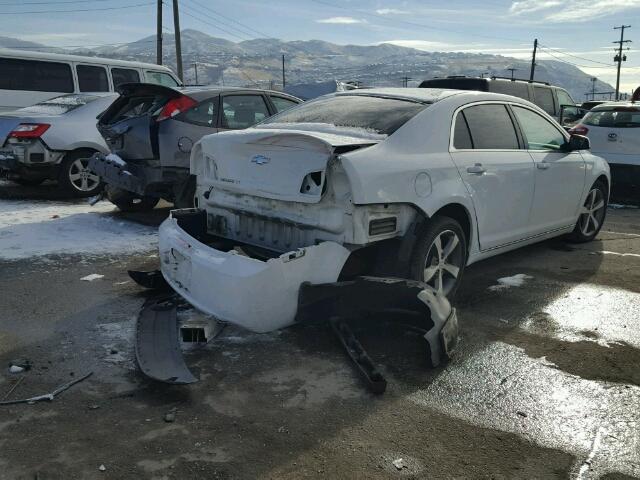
[[0, 181, 639, 479]]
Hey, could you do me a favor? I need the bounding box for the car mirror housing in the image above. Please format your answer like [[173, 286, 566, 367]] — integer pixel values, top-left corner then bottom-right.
[[565, 134, 590, 151]]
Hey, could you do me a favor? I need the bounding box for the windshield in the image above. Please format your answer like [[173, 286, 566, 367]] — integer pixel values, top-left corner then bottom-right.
[[259, 94, 430, 136], [583, 108, 640, 128], [19, 94, 100, 115]]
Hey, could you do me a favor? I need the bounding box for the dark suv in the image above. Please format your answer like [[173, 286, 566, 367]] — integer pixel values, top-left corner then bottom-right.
[[89, 84, 301, 211], [419, 76, 576, 123]]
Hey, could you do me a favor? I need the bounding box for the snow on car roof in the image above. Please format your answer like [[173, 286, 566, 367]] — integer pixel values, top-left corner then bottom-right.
[[336, 87, 464, 103]]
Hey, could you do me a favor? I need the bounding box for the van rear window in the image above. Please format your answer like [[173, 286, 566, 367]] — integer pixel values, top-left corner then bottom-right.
[[0, 58, 73, 93], [583, 109, 640, 128]]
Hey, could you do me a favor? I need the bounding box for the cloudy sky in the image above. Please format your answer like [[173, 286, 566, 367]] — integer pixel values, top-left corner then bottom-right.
[[3, 0, 640, 91]]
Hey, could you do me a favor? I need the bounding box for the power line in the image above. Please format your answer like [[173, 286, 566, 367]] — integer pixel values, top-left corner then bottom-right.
[[538, 46, 614, 69], [185, 0, 271, 39], [3, 1, 154, 14], [0, 0, 119, 4], [177, 3, 254, 42], [538, 43, 614, 66]]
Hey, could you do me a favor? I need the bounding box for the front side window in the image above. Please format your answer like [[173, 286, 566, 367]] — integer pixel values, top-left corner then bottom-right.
[[270, 96, 299, 112], [222, 95, 270, 129], [583, 109, 640, 128], [556, 89, 574, 107], [533, 86, 555, 116], [77, 65, 109, 92], [145, 71, 180, 87], [112, 68, 140, 89], [260, 94, 429, 135], [0, 58, 73, 93], [460, 104, 519, 150], [512, 106, 566, 151]]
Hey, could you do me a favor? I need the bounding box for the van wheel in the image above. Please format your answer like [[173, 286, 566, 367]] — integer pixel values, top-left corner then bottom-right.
[[567, 180, 608, 243], [58, 151, 102, 197], [409, 216, 467, 298], [106, 186, 159, 212]]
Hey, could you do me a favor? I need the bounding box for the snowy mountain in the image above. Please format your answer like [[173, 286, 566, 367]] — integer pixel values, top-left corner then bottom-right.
[[0, 30, 613, 100]]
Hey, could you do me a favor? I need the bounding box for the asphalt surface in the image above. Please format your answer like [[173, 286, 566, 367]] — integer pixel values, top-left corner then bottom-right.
[[1, 181, 639, 479]]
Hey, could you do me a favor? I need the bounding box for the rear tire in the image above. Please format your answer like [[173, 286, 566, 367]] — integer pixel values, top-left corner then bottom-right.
[[408, 216, 468, 299], [106, 186, 159, 212], [58, 151, 102, 197], [567, 180, 608, 243]]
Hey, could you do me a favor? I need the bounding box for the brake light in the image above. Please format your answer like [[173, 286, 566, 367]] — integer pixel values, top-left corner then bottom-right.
[[157, 95, 197, 122], [9, 123, 50, 138], [569, 124, 589, 136]]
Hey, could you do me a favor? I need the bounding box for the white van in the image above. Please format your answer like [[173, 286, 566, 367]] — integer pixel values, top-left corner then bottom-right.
[[0, 48, 182, 112]]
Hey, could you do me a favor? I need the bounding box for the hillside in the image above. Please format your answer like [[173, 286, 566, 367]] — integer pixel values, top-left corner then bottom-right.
[[0, 30, 613, 100]]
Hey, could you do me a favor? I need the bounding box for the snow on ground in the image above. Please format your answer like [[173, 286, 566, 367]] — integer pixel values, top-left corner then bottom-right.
[[0, 199, 157, 260], [488, 273, 533, 291]]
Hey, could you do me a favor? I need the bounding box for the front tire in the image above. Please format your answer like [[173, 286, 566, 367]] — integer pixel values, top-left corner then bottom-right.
[[58, 151, 102, 197], [409, 216, 468, 298], [568, 180, 608, 243]]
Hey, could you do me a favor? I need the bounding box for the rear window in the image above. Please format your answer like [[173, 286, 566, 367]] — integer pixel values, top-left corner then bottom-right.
[[260, 95, 429, 135], [583, 109, 640, 128], [0, 57, 73, 93], [490, 81, 530, 100], [145, 71, 180, 87], [19, 94, 100, 115]]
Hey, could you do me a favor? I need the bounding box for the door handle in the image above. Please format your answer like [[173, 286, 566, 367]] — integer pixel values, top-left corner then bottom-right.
[[537, 161, 550, 170], [466, 163, 486, 175]]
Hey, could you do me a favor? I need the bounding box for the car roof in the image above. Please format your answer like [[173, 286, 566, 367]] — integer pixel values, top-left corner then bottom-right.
[[177, 86, 301, 101], [590, 102, 640, 112]]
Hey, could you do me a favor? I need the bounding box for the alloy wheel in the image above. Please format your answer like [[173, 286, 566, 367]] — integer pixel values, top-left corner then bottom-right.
[[423, 229, 464, 296], [578, 187, 606, 237], [68, 158, 100, 192]]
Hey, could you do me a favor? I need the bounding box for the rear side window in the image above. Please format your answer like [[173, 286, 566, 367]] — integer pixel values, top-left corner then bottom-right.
[[461, 104, 519, 150], [583, 109, 640, 128], [112, 68, 140, 89], [77, 65, 109, 92], [260, 94, 429, 135], [533, 86, 555, 116], [146, 71, 179, 87], [453, 112, 473, 149], [270, 96, 299, 113], [222, 95, 270, 129], [0, 58, 73, 93], [490, 81, 530, 100], [178, 97, 219, 127], [512, 106, 566, 150]]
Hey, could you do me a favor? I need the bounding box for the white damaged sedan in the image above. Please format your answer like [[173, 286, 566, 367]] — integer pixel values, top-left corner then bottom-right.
[[159, 88, 610, 333]]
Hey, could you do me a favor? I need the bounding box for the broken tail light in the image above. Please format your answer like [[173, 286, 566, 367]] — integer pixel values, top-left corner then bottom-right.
[[569, 125, 589, 136], [157, 95, 198, 122], [9, 123, 50, 139]]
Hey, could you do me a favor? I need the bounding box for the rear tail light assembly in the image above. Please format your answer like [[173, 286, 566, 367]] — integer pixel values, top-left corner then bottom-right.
[[568, 124, 589, 136], [157, 95, 198, 122], [9, 123, 50, 139]]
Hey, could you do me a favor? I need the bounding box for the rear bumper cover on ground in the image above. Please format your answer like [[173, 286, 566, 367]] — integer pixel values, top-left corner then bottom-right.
[[88, 153, 150, 196]]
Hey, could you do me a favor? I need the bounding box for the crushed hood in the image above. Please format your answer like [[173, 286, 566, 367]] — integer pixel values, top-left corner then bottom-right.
[[193, 127, 381, 204]]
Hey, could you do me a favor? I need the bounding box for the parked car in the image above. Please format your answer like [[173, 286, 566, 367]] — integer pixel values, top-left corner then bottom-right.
[[569, 103, 640, 203], [89, 84, 301, 211], [419, 76, 576, 123], [0, 48, 181, 113], [158, 88, 609, 335], [0, 92, 118, 195]]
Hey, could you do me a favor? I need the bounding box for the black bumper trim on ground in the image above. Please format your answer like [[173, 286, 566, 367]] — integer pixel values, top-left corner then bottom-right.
[[88, 154, 146, 196]]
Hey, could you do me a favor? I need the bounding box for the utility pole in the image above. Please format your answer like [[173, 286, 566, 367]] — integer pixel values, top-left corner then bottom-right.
[[613, 25, 631, 101], [591, 77, 597, 100], [507, 68, 517, 80], [192, 62, 198, 85], [156, 0, 162, 65], [173, 0, 183, 82], [529, 38, 537, 81], [282, 54, 286, 89], [400, 76, 412, 87]]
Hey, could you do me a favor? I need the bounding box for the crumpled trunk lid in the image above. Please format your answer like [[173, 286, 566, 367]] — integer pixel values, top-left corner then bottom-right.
[[193, 127, 378, 204]]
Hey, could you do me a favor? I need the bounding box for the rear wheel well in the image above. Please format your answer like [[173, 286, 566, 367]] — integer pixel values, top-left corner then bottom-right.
[[431, 203, 472, 248]]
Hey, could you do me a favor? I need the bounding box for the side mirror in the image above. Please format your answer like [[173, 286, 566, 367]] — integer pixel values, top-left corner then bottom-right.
[[565, 134, 590, 151]]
